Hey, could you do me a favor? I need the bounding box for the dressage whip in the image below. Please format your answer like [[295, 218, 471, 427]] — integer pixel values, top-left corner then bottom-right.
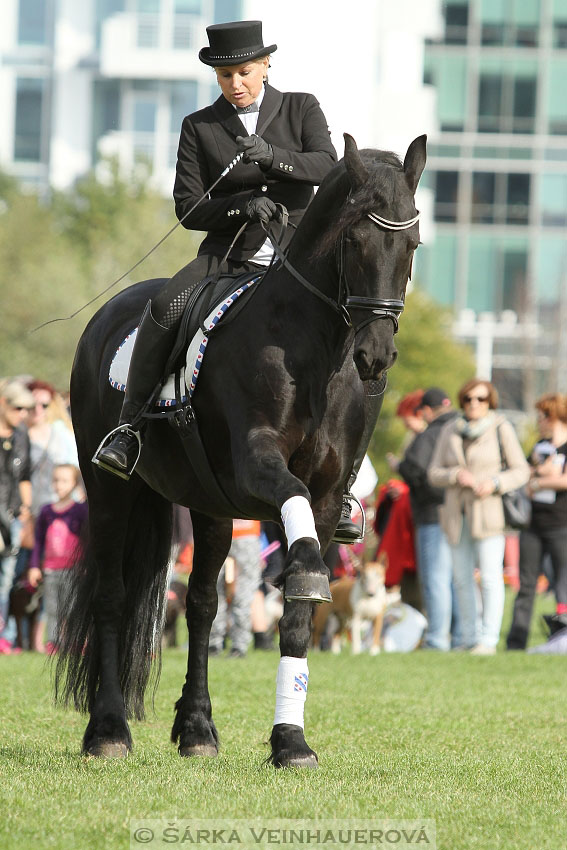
[[29, 152, 244, 334]]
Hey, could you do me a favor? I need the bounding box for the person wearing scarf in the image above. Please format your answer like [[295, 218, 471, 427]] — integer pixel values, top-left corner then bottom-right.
[[428, 379, 529, 654]]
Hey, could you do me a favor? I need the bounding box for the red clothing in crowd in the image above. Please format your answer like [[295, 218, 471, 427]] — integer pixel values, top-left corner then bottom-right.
[[374, 480, 416, 587]]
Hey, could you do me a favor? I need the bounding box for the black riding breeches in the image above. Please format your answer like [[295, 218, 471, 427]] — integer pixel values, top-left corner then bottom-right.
[[152, 254, 260, 329]]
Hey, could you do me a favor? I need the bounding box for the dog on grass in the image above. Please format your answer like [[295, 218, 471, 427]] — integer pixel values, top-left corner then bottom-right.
[[9, 577, 43, 651], [312, 555, 389, 655]]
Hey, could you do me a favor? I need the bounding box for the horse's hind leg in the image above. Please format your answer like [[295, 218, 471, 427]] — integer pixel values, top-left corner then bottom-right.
[[61, 470, 171, 758], [171, 511, 233, 757], [80, 481, 137, 757]]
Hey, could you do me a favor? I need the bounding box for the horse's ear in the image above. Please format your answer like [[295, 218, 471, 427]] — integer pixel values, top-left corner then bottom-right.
[[344, 133, 369, 190], [403, 135, 427, 194]]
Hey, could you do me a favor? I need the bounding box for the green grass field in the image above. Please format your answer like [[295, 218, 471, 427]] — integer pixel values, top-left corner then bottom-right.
[[1, 591, 565, 850]]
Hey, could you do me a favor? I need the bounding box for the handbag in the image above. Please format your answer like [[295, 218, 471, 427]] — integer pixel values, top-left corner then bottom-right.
[[496, 424, 531, 530]]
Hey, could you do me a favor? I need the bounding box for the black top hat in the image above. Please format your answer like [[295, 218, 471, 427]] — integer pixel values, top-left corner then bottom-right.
[[199, 20, 277, 67]]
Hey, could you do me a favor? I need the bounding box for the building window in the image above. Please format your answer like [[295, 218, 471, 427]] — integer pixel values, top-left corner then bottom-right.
[[478, 75, 502, 133], [173, 0, 200, 49], [169, 80, 197, 165], [95, 0, 125, 48], [92, 79, 121, 160], [467, 236, 528, 313], [541, 174, 567, 226], [478, 60, 537, 133], [548, 59, 567, 134], [472, 172, 495, 223], [434, 171, 459, 222], [444, 2, 469, 44], [507, 173, 530, 223], [471, 172, 530, 225], [480, 0, 539, 47], [14, 77, 44, 162], [553, 0, 567, 47], [424, 54, 467, 132], [18, 0, 48, 45]]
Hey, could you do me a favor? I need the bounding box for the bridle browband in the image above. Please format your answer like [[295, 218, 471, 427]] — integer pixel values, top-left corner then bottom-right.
[[366, 212, 420, 231], [269, 207, 420, 334]]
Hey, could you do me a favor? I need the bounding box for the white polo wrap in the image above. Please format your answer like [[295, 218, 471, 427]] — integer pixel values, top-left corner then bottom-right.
[[273, 656, 309, 728], [280, 496, 319, 548]]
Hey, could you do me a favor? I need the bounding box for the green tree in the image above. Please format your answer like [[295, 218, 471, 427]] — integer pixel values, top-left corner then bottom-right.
[[0, 163, 200, 388]]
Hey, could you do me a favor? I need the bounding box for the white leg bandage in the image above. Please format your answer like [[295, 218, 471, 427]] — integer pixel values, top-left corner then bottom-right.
[[281, 496, 319, 548], [273, 656, 309, 728]]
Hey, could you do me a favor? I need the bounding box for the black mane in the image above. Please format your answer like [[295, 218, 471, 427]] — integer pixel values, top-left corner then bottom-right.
[[313, 149, 404, 257]]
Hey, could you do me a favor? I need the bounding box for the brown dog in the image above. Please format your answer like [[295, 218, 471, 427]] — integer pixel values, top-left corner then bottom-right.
[[312, 555, 389, 655], [9, 577, 43, 650]]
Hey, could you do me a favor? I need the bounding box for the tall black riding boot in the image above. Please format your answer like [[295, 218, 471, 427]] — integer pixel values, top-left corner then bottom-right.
[[333, 378, 386, 544], [92, 300, 173, 480]]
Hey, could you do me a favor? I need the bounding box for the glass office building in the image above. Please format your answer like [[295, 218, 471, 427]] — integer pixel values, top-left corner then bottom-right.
[[421, 0, 567, 405]]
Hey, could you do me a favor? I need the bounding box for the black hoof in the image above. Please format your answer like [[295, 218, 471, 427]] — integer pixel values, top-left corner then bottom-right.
[[179, 743, 218, 758], [86, 741, 130, 758], [269, 723, 318, 769], [82, 712, 132, 757], [172, 707, 219, 757], [284, 573, 331, 604]]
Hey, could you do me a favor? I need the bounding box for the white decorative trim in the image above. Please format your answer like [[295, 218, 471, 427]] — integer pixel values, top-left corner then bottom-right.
[[367, 211, 420, 231]]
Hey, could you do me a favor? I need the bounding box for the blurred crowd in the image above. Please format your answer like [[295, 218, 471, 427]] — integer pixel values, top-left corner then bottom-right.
[[2, 372, 566, 658]]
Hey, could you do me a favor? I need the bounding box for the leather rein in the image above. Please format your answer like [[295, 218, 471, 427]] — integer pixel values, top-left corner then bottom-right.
[[268, 208, 420, 334]]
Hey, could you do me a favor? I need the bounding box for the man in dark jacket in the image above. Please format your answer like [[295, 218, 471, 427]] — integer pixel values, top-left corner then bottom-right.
[[0, 380, 33, 644], [398, 387, 461, 650]]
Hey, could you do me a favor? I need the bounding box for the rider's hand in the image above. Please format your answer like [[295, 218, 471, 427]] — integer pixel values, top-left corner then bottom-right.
[[245, 196, 281, 226], [236, 135, 274, 169]]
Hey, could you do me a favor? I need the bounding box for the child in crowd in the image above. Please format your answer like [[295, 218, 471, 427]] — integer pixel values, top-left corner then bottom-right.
[[27, 464, 87, 653]]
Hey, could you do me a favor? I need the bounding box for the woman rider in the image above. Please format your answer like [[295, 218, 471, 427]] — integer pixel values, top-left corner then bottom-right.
[[94, 20, 369, 541]]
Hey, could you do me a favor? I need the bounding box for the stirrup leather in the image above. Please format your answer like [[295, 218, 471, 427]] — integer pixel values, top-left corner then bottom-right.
[[92, 425, 142, 481]]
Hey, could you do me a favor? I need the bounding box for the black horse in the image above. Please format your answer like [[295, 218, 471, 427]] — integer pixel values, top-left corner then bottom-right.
[[56, 134, 426, 766]]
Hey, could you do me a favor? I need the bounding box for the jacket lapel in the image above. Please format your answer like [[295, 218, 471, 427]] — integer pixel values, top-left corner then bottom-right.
[[211, 94, 247, 140], [256, 84, 283, 136]]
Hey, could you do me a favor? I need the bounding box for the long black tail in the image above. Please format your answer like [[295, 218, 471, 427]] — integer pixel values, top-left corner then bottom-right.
[[54, 484, 173, 720]]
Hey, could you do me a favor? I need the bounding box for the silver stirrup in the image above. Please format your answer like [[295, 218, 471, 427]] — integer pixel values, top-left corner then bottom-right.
[[92, 425, 142, 481], [345, 493, 367, 541]]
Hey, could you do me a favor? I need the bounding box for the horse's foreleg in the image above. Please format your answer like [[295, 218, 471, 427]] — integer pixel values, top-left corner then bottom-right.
[[269, 597, 318, 768], [269, 498, 341, 769], [171, 511, 233, 757]]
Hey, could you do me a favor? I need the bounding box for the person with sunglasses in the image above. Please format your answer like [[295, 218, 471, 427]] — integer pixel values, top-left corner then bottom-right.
[[0, 380, 33, 649], [25, 380, 78, 518], [428, 379, 529, 654]]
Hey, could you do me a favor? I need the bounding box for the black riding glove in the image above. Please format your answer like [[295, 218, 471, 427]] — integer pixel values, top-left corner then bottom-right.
[[245, 196, 282, 226], [236, 134, 274, 170]]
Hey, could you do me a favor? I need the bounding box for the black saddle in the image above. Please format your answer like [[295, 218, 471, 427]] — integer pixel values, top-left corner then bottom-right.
[[164, 269, 264, 378]]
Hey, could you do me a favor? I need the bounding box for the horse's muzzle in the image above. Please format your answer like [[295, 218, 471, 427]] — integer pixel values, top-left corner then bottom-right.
[[354, 347, 397, 381]]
